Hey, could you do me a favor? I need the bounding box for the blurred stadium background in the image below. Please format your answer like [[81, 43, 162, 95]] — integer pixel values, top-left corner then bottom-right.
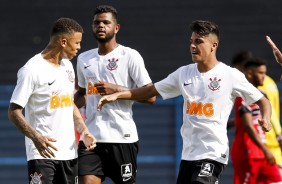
[[1, 0, 282, 183]]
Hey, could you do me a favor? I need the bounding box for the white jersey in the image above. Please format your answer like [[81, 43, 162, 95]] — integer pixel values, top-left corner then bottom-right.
[[10, 53, 77, 161], [77, 45, 152, 143], [154, 62, 263, 164]]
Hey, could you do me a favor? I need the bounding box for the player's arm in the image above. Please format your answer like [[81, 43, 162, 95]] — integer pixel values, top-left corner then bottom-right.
[[255, 96, 272, 132], [134, 83, 156, 104], [242, 111, 276, 164], [266, 36, 282, 65], [97, 85, 159, 111], [74, 86, 86, 109], [94, 81, 156, 104], [227, 118, 235, 130], [73, 105, 96, 151], [8, 103, 57, 158]]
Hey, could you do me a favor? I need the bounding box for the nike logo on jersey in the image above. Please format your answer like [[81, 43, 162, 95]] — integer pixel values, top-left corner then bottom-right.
[[48, 80, 56, 85], [184, 82, 192, 86], [84, 64, 91, 69]]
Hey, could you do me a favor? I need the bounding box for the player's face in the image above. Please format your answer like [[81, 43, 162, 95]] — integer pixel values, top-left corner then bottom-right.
[[190, 32, 217, 63], [252, 65, 266, 86], [92, 12, 120, 43], [62, 32, 82, 60]]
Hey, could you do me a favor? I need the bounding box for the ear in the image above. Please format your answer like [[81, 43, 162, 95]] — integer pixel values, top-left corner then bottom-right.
[[61, 38, 67, 47], [211, 42, 218, 52], [245, 70, 252, 81], [115, 24, 120, 34]]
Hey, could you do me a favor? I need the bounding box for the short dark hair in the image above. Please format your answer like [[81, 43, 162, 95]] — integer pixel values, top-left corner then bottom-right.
[[94, 5, 118, 23], [190, 20, 220, 41], [244, 57, 266, 71], [51, 17, 83, 36], [231, 50, 254, 67]]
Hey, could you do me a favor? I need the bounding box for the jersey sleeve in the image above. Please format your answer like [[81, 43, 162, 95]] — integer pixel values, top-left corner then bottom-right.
[[239, 100, 252, 117], [76, 54, 86, 88], [10, 66, 35, 108], [231, 68, 263, 105], [128, 49, 152, 87], [154, 67, 182, 100]]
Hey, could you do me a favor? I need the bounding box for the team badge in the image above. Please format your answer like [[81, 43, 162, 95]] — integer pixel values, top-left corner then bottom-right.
[[66, 70, 74, 83], [121, 163, 132, 182], [30, 172, 42, 184], [198, 162, 214, 177], [106, 58, 119, 71], [208, 77, 221, 91]]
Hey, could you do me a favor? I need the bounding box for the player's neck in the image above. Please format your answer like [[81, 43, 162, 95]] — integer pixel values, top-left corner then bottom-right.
[[41, 47, 61, 67], [197, 60, 219, 73], [98, 41, 119, 56]]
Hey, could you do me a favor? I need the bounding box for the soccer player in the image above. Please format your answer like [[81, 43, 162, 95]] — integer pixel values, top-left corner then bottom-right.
[[74, 5, 156, 184], [231, 58, 282, 183], [8, 17, 96, 184], [230, 50, 282, 173], [97, 20, 272, 184], [258, 74, 282, 174]]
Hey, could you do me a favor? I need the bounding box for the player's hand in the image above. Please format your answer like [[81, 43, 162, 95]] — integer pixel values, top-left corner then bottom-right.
[[97, 94, 118, 111], [33, 135, 57, 158], [263, 147, 276, 165], [258, 118, 272, 132], [266, 36, 282, 65], [82, 131, 96, 151], [94, 81, 118, 95]]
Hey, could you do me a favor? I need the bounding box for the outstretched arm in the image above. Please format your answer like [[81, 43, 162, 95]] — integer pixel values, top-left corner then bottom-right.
[[97, 85, 159, 111], [266, 36, 282, 65], [94, 81, 156, 104], [256, 96, 272, 132]]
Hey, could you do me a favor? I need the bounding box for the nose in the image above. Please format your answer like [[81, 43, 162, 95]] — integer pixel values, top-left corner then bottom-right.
[[97, 22, 105, 28], [77, 43, 81, 50]]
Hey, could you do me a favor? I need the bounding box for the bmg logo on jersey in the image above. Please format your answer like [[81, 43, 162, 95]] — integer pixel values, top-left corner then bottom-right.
[[49, 94, 74, 109], [121, 163, 132, 182], [87, 82, 98, 95], [186, 101, 214, 117]]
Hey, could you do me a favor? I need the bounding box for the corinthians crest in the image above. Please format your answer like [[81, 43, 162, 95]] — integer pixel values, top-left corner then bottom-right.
[[106, 58, 119, 71], [30, 172, 42, 184], [208, 77, 221, 91]]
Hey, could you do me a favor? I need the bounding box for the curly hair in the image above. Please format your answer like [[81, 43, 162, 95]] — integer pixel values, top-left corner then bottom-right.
[[94, 5, 118, 23], [51, 17, 83, 36], [244, 57, 267, 71], [190, 20, 220, 41]]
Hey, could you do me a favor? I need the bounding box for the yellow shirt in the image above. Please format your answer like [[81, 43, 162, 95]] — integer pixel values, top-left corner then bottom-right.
[[258, 75, 282, 164]]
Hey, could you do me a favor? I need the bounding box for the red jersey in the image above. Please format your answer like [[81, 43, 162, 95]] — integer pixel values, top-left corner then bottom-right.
[[231, 97, 266, 159]]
